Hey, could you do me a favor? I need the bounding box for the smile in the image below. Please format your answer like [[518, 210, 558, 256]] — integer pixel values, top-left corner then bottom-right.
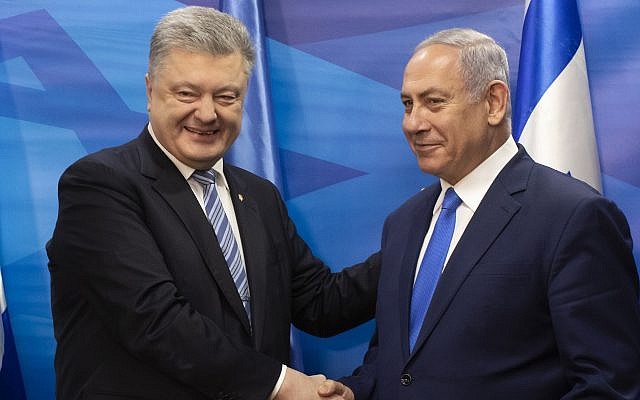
[[415, 142, 441, 149], [185, 126, 218, 135]]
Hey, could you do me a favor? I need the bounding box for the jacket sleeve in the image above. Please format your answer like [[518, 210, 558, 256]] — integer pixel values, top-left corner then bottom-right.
[[547, 196, 640, 398], [265, 181, 381, 337]]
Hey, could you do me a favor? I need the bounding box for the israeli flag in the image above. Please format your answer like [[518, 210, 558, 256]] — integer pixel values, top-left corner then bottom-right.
[[513, 0, 602, 193]]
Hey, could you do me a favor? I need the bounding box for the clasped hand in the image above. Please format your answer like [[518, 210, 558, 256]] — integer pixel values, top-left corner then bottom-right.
[[274, 367, 354, 400]]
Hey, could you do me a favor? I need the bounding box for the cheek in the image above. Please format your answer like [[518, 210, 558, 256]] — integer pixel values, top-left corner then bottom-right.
[[220, 107, 244, 128], [229, 105, 244, 121], [403, 133, 418, 156], [156, 102, 188, 122]]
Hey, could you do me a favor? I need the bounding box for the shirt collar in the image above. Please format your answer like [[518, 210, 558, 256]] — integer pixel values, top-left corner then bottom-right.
[[434, 135, 518, 215], [147, 122, 230, 191]]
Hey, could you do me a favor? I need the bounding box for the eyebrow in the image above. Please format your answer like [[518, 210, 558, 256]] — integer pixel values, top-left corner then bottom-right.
[[400, 88, 447, 99], [400, 87, 451, 99], [169, 82, 199, 90], [216, 85, 242, 94], [169, 82, 242, 94]]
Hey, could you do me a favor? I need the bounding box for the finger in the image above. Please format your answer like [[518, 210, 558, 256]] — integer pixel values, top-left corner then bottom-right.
[[310, 373, 327, 385], [324, 381, 354, 400], [322, 392, 354, 400], [317, 380, 341, 396]]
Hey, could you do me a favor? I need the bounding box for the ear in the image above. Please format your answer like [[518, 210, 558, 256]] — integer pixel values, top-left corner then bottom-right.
[[486, 80, 509, 126], [145, 73, 152, 112]]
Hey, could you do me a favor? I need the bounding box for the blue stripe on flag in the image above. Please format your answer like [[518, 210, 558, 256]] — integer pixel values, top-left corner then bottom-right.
[[513, 0, 583, 139], [219, 0, 304, 371], [220, 0, 283, 190]]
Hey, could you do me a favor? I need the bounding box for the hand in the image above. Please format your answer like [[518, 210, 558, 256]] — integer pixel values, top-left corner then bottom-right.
[[317, 379, 355, 400], [274, 367, 326, 400]]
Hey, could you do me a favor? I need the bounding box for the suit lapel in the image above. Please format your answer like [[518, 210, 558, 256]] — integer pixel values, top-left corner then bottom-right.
[[224, 167, 269, 348], [137, 130, 251, 334], [408, 150, 530, 361], [398, 186, 440, 362]]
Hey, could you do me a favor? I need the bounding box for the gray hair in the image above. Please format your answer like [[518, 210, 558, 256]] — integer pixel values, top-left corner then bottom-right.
[[416, 28, 510, 117], [149, 6, 256, 77]]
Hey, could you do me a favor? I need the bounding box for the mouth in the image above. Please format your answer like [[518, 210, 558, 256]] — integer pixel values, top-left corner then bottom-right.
[[185, 126, 219, 136], [414, 142, 441, 150]]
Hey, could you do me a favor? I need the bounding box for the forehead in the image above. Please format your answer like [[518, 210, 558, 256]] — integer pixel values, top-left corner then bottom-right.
[[153, 48, 247, 82], [402, 44, 463, 92]]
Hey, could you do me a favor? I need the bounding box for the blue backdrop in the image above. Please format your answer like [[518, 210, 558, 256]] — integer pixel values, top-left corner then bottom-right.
[[1, 1, 639, 398]]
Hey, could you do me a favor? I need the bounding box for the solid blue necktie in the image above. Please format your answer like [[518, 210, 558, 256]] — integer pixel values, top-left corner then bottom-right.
[[409, 188, 462, 352], [192, 169, 251, 322]]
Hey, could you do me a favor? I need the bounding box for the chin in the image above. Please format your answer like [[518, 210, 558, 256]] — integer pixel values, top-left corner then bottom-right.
[[416, 160, 436, 175]]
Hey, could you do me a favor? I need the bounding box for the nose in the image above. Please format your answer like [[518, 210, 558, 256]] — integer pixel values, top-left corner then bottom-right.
[[403, 106, 431, 135], [195, 96, 217, 123]]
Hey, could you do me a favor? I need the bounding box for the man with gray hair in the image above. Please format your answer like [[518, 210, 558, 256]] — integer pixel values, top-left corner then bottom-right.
[[47, 6, 378, 400], [322, 28, 640, 399]]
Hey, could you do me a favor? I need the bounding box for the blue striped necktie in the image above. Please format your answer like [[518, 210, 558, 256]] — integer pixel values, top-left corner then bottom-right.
[[192, 169, 251, 322], [409, 188, 462, 352]]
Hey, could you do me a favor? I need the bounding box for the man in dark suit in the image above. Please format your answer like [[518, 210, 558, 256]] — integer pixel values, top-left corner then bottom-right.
[[321, 28, 640, 399], [47, 6, 378, 400]]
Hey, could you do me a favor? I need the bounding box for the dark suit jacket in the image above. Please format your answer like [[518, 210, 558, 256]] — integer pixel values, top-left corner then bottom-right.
[[47, 127, 380, 400], [342, 147, 640, 399]]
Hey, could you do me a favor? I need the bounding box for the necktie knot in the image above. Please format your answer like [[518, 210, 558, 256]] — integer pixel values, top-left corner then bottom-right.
[[192, 169, 216, 186], [441, 188, 462, 211]]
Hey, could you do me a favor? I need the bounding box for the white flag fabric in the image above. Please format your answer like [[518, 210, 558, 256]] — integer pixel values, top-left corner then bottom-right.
[[513, 0, 602, 192]]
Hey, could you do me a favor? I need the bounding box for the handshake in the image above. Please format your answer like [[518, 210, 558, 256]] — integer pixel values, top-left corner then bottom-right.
[[274, 367, 354, 400]]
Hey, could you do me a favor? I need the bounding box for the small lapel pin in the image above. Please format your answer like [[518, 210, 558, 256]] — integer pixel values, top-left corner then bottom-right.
[[238, 194, 244, 202]]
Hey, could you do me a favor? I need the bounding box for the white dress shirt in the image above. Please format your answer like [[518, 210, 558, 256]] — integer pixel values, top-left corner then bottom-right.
[[414, 136, 519, 281], [148, 124, 246, 265], [147, 124, 286, 399]]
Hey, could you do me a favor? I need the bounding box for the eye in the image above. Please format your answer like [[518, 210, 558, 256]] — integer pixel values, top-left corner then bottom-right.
[[216, 93, 240, 105], [175, 90, 197, 102], [402, 99, 413, 112]]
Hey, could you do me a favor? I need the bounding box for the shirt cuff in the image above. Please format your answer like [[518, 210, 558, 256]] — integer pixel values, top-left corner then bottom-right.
[[268, 364, 287, 400]]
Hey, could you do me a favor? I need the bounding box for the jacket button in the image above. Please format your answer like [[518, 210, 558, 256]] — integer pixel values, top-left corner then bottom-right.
[[400, 372, 413, 386]]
